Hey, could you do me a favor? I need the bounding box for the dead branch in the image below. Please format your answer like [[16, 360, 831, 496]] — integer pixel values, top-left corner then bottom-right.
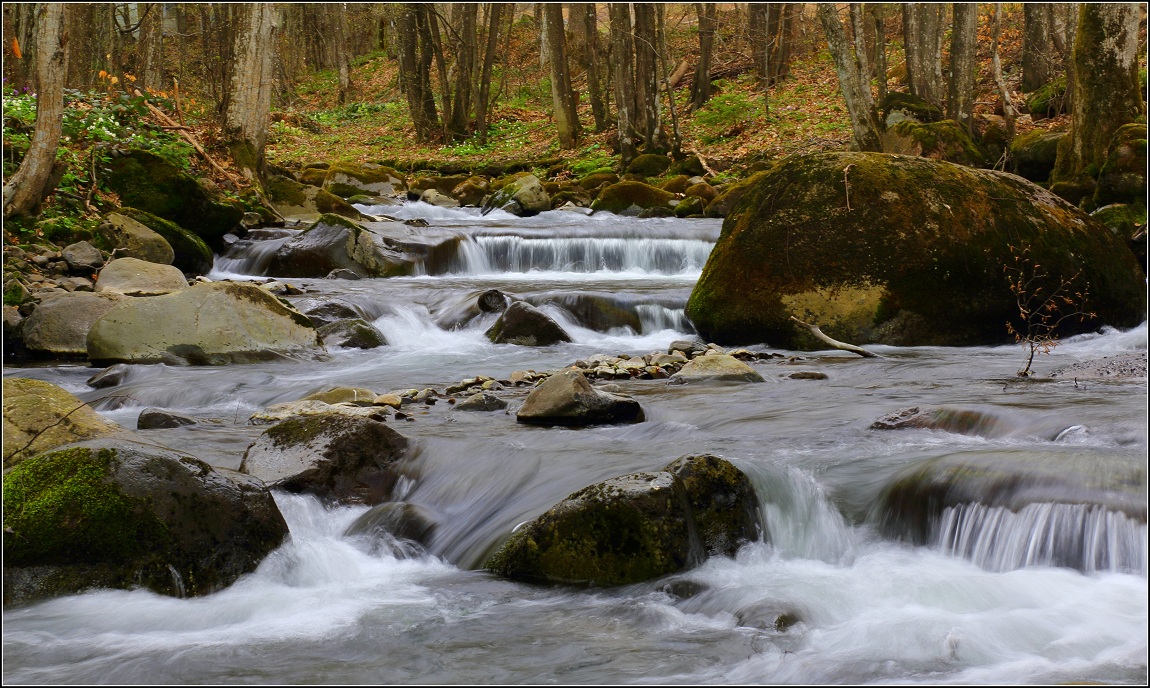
[[789, 315, 883, 358], [134, 89, 241, 187]]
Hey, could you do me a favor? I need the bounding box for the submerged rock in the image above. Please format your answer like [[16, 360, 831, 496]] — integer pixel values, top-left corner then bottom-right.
[[516, 369, 643, 426], [317, 318, 388, 349], [686, 152, 1146, 348], [239, 413, 410, 505], [86, 281, 320, 365], [486, 454, 759, 586], [344, 501, 437, 551], [485, 301, 573, 346], [137, 408, 198, 429], [3, 438, 289, 607]]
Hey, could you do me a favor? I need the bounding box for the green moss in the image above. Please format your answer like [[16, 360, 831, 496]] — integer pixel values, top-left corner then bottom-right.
[[627, 154, 672, 177], [590, 181, 676, 216], [4, 277, 28, 306], [3, 447, 166, 566], [879, 91, 944, 123], [313, 189, 362, 218], [327, 162, 403, 186], [1009, 130, 1065, 183], [1025, 76, 1067, 118], [298, 168, 328, 187], [267, 175, 309, 206], [887, 119, 989, 167], [675, 196, 706, 217], [115, 207, 213, 275]]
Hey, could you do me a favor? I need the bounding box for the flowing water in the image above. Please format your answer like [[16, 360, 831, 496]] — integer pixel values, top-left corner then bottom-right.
[[4, 203, 1147, 684]]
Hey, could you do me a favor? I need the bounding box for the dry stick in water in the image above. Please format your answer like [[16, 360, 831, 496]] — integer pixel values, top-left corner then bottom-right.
[[789, 315, 882, 358]]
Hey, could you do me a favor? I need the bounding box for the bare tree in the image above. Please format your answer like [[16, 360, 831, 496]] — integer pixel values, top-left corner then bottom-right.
[[4, 3, 68, 219], [902, 3, 944, 107], [582, 4, 608, 131], [947, 2, 978, 134], [609, 2, 637, 164], [476, 3, 504, 144], [690, 3, 716, 110], [137, 3, 163, 91], [397, 4, 440, 142], [632, 3, 664, 152], [817, 3, 883, 152], [1022, 3, 1054, 93], [223, 3, 275, 186], [870, 4, 888, 104], [544, 3, 580, 149]]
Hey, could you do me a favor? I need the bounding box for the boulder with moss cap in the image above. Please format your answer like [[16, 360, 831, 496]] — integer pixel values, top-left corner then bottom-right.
[[3, 377, 129, 468], [323, 162, 406, 198], [686, 151, 1146, 348]]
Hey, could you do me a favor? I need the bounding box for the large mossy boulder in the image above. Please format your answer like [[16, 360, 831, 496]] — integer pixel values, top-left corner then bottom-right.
[[1009, 130, 1066, 184], [102, 149, 243, 245], [239, 414, 409, 505], [704, 173, 765, 218], [266, 213, 462, 278], [1025, 76, 1067, 120], [98, 211, 174, 265], [879, 91, 944, 126], [1093, 123, 1147, 208], [486, 454, 759, 586], [3, 378, 126, 468], [86, 281, 320, 365], [113, 208, 214, 276], [3, 439, 289, 606], [590, 181, 676, 216], [882, 119, 989, 167], [516, 369, 643, 426], [686, 152, 1147, 348], [322, 162, 406, 198], [267, 175, 366, 222], [627, 153, 673, 177], [20, 291, 127, 359], [485, 301, 573, 346]]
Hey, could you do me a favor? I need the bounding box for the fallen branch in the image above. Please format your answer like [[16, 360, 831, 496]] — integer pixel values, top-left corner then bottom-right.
[[687, 146, 718, 176], [134, 89, 241, 187], [789, 315, 883, 358]]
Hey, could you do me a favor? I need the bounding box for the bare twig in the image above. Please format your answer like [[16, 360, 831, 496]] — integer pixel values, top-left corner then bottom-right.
[[843, 163, 854, 211], [789, 315, 883, 358]]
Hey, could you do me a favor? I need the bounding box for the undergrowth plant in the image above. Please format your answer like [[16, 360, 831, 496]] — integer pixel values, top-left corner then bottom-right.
[[1003, 245, 1096, 377]]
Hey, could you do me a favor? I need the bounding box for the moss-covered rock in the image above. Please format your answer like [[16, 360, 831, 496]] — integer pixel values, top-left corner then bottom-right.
[[482, 174, 551, 217], [686, 152, 1146, 348], [674, 196, 706, 218], [451, 176, 491, 206], [323, 162, 406, 198], [627, 153, 673, 177], [1093, 123, 1147, 207], [408, 174, 470, 200], [590, 181, 676, 216], [659, 175, 692, 194], [3, 439, 289, 606], [98, 211, 174, 266], [704, 172, 766, 218], [879, 91, 944, 126], [684, 181, 718, 202], [485, 454, 759, 586], [239, 414, 409, 505], [298, 167, 328, 187], [114, 208, 214, 276], [1091, 202, 1147, 269], [1025, 76, 1067, 120], [3, 378, 125, 468], [86, 281, 320, 365], [267, 175, 365, 222], [671, 154, 707, 177], [975, 115, 1008, 164], [102, 149, 243, 245], [1009, 130, 1066, 183], [577, 169, 619, 190], [882, 119, 990, 167]]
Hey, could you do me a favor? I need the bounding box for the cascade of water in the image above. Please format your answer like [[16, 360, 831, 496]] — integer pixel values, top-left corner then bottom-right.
[[446, 236, 714, 275], [937, 502, 1147, 575], [211, 233, 298, 278], [635, 304, 693, 334]]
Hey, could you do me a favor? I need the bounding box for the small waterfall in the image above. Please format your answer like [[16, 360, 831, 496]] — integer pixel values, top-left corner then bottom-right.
[[635, 304, 693, 334], [937, 502, 1147, 575], [167, 565, 187, 598], [212, 231, 298, 277], [448, 236, 714, 275]]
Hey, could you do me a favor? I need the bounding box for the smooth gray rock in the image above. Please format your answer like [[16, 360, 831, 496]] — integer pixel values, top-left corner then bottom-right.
[[21, 291, 127, 358], [95, 257, 188, 296], [516, 369, 643, 426], [486, 301, 573, 346]]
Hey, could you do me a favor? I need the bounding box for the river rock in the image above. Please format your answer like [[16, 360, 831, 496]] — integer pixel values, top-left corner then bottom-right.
[[1050, 352, 1148, 381], [239, 414, 410, 505], [87, 363, 131, 388], [112, 208, 214, 276], [870, 405, 1079, 440], [344, 501, 437, 553], [516, 369, 643, 426], [102, 149, 244, 245], [670, 354, 765, 383], [267, 174, 366, 222], [627, 153, 673, 177], [486, 301, 573, 346], [21, 291, 128, 358], [420, 188, 460, 208], [137, 408, 198, 429], [61, 241, 104, 272], [317, 318, 388, 349], [455, 392, 508, 412], [303, 300, 366, 327], [686, 152, 1147, 348], [266, 213, 463, 279], [1008, 130, 1065, 183], [536, 294, 642, 333], [3, 377, 126, 468], [486, 454, 759, 586], [881, 119, 990, 167], [301, 386, 378, 406], [483, 175, 551, 217], [249, 400, 391, 424], [86, 281, 320, 365], [590, 181, 676, 216], [98, 211, 175, 265], [1093, 123, 1146, 208], [95, 257, 188, 296], [322, 162, 406, 198], [478, 289, 509, 313], [451, 177, 490, 206], [3, 438, 289, 607]]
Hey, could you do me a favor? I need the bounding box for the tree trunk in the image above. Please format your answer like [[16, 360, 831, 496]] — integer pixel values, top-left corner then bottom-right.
[[544, 4, 580, 149], [748, 3, 768, 86], [3, 3, 38, 93], [991, 3, 1016, 148], [330, 4, 353, 104], [223, 3, 275, 186], [425, 7, 451, 140], [583, 4, 608, 132], [691, 3, 716, 110], [655, 4, 681, 154], [449, 3, 478, 137], [871, 4, 888, 104], [632, 3, 663, 152], [609, 3, 637, 164], [902, 3, 944, 107], [849, 3, 871, 95], [1052, 3, 1144, 186], [1022, 4, 1054, 92], [397, 4, 440, 142], [476, 3, 503, 144], [4, 3, 68, 219], [947, 2, 978, 134], [817, 4, 883, 152], [137, 3, 164, 92]]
